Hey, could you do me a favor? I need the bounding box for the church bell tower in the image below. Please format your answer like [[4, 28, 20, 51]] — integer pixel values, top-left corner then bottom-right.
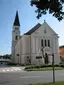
[[12, 11, 20, 63]]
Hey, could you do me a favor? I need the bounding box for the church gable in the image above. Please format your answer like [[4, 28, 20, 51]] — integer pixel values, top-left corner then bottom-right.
[[31, 22, 58, 37], [42, 22, 57, 35]]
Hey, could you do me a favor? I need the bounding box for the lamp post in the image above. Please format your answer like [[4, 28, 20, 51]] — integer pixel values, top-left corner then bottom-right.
[[52, 54, 55, 83], [48, 53, 55, 83], [41, 44, 55, 83]]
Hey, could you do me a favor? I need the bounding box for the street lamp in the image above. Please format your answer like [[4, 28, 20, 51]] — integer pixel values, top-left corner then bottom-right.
[[41, 42, 55, 83], [48, 53, 55, 83], [41, 46, 55, 83], [52, 54, 55, 83]]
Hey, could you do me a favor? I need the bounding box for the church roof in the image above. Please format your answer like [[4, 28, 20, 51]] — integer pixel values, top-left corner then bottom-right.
[[24, 23, 41, 35], [13, 11, 20, 26]]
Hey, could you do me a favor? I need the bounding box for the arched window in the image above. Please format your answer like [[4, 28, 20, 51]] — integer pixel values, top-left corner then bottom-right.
[[15, 35, 18, 40], [45, 39, 47, 46], [48, 40, 50, 47]]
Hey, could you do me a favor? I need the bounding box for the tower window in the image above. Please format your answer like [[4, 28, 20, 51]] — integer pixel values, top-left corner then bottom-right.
[[44, 28, 46, 33], [41, 39, 43, 47], [45, 39, 47, 46], [17, 54, 19, 56], [15, 35, 18, 40], [48, 40, 50, 47]]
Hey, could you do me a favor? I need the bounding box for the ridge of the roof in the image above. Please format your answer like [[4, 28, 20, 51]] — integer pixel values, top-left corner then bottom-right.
[[24, 23, 41, 35], [13, 11, 20, 26]]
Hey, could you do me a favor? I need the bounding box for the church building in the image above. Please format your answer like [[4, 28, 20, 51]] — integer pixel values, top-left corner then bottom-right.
[[11, 11, 60, 65]]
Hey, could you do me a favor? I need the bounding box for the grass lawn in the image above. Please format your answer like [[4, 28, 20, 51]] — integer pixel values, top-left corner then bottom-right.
[[25, 67, 64, 71], [27, 81, 64, 85]]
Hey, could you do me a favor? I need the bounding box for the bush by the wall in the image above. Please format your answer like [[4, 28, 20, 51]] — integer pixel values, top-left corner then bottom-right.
[[25, 64, 61, 70]]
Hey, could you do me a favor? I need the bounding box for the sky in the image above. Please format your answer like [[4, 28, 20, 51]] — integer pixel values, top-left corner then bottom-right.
[[0, 0, 64, 55]]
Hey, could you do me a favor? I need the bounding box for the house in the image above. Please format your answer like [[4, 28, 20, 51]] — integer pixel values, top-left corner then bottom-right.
[[59, 45, 64, 57], [11, 11, 60, 65], [59, 45, 64, 64]]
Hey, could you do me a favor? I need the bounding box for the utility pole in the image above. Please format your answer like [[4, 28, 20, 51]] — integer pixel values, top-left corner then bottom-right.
[[52, 54, 55, 83]]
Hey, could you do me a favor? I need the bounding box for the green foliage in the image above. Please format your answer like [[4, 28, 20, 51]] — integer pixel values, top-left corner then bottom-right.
[[28, 81, 64, 85], [25, 66, 64, 71], [25, 64, 62, 70], [30, 0, 64, 21], [0, 54, 11, 59]]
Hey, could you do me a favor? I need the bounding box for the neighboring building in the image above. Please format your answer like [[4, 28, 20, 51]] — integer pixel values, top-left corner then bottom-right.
[[11, 11, 60, 65], [59, 45, 64, 64], [59, 45, 64, 57]]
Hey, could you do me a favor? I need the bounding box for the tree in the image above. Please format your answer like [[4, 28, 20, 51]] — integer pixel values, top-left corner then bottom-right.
[[2, 54, 11, 59], [30, 0, 64, 21]]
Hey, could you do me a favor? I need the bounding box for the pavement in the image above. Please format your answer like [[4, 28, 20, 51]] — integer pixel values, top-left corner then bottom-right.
[[0, 66, 64, 85]]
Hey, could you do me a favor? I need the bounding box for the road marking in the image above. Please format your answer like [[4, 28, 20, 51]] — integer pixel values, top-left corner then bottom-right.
[[20, 76, 44, 79], [10, 69, 13, 71], [0, 67, 24, 73], [18, 69, 21, 71], [2, 70, 5, 72], [7, 69, 10, 71], [14, 69, 18, 71]]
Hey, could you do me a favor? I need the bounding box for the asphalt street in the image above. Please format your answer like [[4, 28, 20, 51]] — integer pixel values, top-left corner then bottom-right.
[[0, 67, 64, 85]]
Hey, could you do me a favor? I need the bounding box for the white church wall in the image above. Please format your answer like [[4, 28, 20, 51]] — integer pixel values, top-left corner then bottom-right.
[[30, 36, 47, 65], [52, 36, 60, 64], [30, 22, 60, 65], [48, 55, 52, 64], [20, 35, 31, 65], [30, 36, 36, 54], [21, 35, 30, 54]]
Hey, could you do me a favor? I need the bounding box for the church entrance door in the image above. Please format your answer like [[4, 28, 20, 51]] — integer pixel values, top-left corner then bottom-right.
[[45, 53, 49, 64]]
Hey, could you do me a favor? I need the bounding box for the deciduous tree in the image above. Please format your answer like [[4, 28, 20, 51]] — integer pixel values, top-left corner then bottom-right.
[[30, 0, 64, 21]]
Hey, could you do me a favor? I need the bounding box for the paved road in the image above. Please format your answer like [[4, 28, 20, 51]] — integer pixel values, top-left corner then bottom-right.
[[0, 67, 64, 85]]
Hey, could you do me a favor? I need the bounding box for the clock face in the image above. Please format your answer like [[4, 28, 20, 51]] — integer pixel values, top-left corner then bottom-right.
[[15, 27, 18, 30]]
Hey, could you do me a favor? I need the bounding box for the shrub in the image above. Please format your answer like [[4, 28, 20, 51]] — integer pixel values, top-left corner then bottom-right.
[[25, 64, 61, 70], [25, 66, 33, 69], [60, 65, 64, 67]]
